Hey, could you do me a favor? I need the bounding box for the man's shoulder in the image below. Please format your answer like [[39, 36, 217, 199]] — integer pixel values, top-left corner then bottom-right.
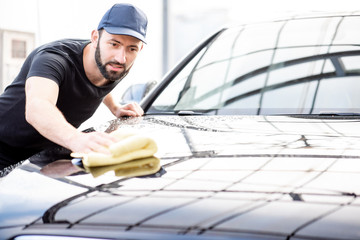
[[38, 39, 90, 55], [32, 39, 90, 68]]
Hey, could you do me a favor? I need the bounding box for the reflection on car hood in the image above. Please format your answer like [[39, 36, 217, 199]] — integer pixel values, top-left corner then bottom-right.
[[1, 115, 360, 240]]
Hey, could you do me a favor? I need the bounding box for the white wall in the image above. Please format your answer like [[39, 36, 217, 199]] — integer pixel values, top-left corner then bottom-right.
[[0, 30, 35, 91], [0, 0, 164, 90]]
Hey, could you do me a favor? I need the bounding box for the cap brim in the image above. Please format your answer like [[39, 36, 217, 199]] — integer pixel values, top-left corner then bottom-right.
[[103, 27, 146, 44]]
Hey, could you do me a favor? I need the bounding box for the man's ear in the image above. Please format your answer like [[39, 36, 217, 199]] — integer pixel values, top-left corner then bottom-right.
[[91, 30, 99, 48]]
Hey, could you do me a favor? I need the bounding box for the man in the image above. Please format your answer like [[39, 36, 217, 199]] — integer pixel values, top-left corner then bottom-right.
[[0, 3, 147, 171]]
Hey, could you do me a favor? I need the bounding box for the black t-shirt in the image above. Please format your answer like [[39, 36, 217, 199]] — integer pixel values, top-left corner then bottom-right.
[[0, 39, 119, 164]]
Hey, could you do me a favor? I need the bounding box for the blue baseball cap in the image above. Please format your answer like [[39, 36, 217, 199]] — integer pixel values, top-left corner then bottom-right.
[[97, 3, 148, 43]]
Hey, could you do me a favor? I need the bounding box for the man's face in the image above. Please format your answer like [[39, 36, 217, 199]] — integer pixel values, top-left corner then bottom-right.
[[95, 30, 143, 82]]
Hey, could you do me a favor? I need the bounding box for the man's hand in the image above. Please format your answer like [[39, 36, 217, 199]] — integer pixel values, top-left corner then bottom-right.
[[112, 102, 144, 117], [103, 93, 144, 118], [67, 131, 118, 155]]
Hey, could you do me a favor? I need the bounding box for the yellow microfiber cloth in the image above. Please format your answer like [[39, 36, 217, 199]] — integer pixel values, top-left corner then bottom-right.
[[71, 129, 158, 168], [85, 156, 161, 178]]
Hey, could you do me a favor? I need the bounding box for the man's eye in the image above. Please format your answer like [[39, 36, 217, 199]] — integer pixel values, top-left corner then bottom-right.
[[110, 42, 118, 47]]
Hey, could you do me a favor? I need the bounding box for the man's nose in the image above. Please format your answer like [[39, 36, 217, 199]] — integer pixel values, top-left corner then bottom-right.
[[115, 48, 126, 64]]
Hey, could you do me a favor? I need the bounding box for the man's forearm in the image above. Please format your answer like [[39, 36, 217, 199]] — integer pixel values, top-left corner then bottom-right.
[[25, 76, 81, 150], [25, 97, 81, 150], [103, 93, 117, 115]]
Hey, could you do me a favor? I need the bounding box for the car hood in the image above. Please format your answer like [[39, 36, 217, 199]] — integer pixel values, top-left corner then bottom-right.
[[1, 115, 360, 240]]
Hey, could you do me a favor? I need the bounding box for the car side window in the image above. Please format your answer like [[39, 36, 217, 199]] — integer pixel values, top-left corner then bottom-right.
[[149, 48, 206, 111], [150, 16, 360, 115]]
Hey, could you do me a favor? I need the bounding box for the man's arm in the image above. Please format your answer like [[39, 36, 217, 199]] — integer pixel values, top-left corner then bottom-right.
[[103, 93, 144, 117], [25, 76, 117, 154]]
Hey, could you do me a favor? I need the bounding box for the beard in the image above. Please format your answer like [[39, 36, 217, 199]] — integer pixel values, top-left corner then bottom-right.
[[95, 43, 129, 82]]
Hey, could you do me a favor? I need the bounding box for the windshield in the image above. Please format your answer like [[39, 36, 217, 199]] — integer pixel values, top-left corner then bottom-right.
[[148, 15, 360, 115]]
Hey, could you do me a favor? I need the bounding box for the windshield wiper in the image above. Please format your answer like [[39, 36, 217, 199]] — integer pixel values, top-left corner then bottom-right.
[[144, 111, 177, 115], [177, 110, 204, 116], [282, 112, 360, 119], [319, 112, 360, 116], [144, 110, 204, 116]]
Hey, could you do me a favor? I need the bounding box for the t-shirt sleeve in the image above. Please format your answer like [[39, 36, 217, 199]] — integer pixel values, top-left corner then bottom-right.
[[26, 50, 70, 85]]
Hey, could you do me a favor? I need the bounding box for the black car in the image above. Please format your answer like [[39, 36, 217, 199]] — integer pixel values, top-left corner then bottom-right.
[[2, 11, 360, 240]]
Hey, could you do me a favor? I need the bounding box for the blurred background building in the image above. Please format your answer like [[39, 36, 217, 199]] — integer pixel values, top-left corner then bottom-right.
[[0, 0, 358, 127]]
